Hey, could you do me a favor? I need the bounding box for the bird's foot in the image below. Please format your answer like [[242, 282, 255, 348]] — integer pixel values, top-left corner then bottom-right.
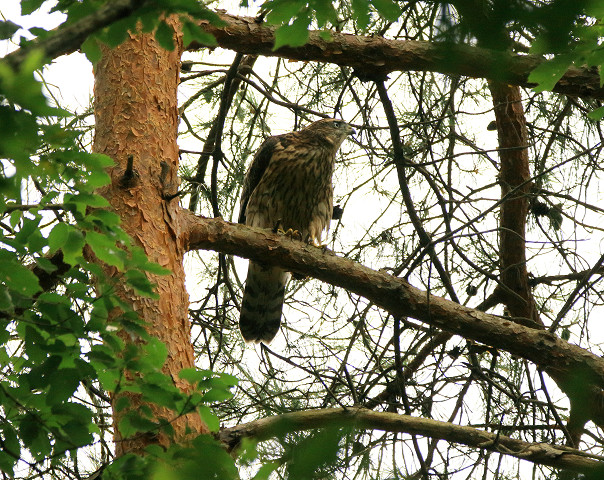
[[272, 219, 284, 233], [304, 234, 327, 249], [272, 221, 302, 241], [283, 228, 303, 241]]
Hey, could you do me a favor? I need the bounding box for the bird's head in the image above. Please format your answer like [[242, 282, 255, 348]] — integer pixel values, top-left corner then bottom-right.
[[303, 118, 355, 149]]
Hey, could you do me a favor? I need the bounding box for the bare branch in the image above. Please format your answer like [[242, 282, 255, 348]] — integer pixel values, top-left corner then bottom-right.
[[182, 214, 604, 392], [217, 407, 604, 474]]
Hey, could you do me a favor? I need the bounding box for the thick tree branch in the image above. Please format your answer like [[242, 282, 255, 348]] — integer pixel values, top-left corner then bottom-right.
[[182, 214, 604, 392], [5, 7, 602, 100], [217, 407, 604, 474], [194, 13, 604, 100], [489, 82, 538, 324]]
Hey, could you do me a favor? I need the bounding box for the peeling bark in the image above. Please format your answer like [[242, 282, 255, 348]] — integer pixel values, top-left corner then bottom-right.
[[93, 22, 206, 454]]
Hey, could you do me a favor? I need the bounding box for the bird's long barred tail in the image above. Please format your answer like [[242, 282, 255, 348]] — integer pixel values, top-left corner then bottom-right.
[[240, 262, 290, 343]]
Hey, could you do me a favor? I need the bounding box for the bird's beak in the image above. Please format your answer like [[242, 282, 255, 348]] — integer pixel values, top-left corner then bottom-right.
[[349, 127, 356, 136]]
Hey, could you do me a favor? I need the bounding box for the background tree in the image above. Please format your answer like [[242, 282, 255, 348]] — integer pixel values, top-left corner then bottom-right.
[[2, 1, 604, 479]]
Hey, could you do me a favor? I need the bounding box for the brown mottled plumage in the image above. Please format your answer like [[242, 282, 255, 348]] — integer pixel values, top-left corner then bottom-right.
[[238, 119, 355, 343]]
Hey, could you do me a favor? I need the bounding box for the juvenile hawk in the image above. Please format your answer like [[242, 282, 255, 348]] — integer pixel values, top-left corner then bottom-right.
[[238, 119, 354, 343]]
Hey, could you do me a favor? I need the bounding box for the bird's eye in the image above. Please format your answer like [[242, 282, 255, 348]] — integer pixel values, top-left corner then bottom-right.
[[333, 121, 341, 128]]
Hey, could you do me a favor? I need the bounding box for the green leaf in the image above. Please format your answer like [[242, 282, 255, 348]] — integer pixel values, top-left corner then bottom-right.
[[0, 286, 13, 311], [86, 209, 121, 228], [198, 405, 219, 431], [273, 15, 311, 50], [15, 215, 41, 245], [528, 54, 573, 92], [286, 427, 345, 480], [125, 270, 156, 297], [371, 0, 401, 21], [201, 388, 233, 403], [140, 383, 179, 409], [0, 262, 41, 297], [34, 257, 57, 274], [312, 0, 338, 27], [19, 413, 51, 459], [103, 18, 135, 48], [253, 462, 279, 480], [48, 222, 70, 254], [81, 152, 115, 169], [28, 230, 47, 252], [181, 20, 217, 47], [0, 20, 20, 40], [265, 0, 306, 25], [119, 412, 160, 438], [47, 369, 81, 404], [319, 30, 332, 42], [65, 192, 110, 209], [213, 373, 239, 389], [21, 0, 45, 15], [142, 338, 168, 370], [352, 0, 370, 30], [155, 21, 176, 51], [0, 424, 20, 474], [51, 402, 93, 448], [86, 230, 125, 270], [62, 228, 86, 266], [179, 368, 212, 385], [588, 105, 604, 120], [0, 451, 15, 477], [189, 434, 238, 478]]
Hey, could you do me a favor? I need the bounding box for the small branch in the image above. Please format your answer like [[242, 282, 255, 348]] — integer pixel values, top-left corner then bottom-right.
[[3, 204, 65, 213], [217, 407, 604, 474], [375, 79, 459, 303], [119, 155, 139, 189], [549, 252, 604, 333], [209, 53, 244, 218], [187, 55, 257, 213]]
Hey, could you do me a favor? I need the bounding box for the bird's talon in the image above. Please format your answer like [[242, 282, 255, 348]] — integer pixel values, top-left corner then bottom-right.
[[275, 227, 302, 240], [272, 220, 284, 234], [285, 228, 302, 242]]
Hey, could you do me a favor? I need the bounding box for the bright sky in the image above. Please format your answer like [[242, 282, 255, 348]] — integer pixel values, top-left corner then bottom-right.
[[1, 0, 94, 112]]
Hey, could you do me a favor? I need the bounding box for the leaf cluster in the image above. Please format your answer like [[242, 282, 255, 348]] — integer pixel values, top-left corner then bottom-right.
[[0, 2, 239, 478]]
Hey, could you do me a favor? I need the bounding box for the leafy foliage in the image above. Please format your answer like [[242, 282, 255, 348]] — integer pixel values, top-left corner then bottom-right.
[[3, 0, 604, 479], [0, 1, 235, 479]]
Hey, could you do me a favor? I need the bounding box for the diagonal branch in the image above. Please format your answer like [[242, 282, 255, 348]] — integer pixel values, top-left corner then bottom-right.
[[182, 213, 604, 394], [217, 407, 604, 474]]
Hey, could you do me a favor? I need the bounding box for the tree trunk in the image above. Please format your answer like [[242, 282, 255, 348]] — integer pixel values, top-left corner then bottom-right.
[[92, 20, 207, 455]]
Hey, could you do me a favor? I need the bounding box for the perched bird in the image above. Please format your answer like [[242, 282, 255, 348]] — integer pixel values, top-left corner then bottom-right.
[[238, 119, 355, 343]]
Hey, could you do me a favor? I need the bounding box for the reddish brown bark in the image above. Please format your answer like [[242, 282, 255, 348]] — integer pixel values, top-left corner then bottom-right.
[[488, 82, 539, 323], [488, 82, 594, 446], [93, 22, 207, 454]]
